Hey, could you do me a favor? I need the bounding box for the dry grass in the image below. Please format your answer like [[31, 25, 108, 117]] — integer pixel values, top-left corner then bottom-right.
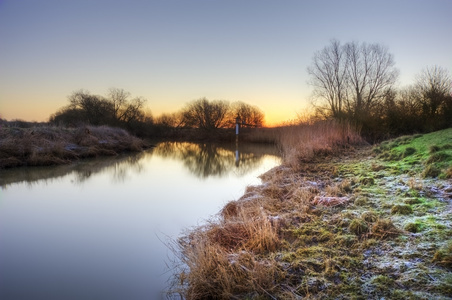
[[170, 127, 452, 299], [0, 125, 145, 168], [276, 120, 364, 167]]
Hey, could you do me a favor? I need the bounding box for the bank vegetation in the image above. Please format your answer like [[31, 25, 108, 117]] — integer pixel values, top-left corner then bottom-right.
[[0, 125, 145, 168], [169, 125, 452, 299]]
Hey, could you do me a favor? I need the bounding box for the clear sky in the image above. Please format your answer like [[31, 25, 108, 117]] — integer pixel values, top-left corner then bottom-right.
[[1, 0, 451, 125]]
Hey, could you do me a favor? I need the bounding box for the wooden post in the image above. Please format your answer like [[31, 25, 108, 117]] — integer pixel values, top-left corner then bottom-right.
[[235, 116, 241, 166]]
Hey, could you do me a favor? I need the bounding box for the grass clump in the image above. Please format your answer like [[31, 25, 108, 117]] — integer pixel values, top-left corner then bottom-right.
[[429, 145, 441, 153], [422, 165, 441, 178], [348, 218, 369, 235], [433, 241, 452, 269], [403, 146, 416, 157], [404, 221, 424, 233], [390, 204, 413, 215], [426, 152, 451, 164], [361, 211, 378, 223], [370, 219, 401, 239]]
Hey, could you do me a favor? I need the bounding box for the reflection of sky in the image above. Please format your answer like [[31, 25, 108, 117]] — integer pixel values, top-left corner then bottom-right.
[[0, 145, 280, 299]]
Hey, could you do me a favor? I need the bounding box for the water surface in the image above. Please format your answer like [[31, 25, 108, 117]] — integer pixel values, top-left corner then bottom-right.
[[0, 142, 281, 299]]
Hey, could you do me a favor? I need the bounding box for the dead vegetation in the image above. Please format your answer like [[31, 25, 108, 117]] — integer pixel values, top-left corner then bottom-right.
[[170, 125, 452, 299], [0, 125, 145, 168]]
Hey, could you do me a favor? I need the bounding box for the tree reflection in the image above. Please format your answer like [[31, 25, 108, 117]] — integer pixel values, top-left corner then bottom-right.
[[153, 142, 280, 179], [0, 142, 280, 187], [0, 153, 146, 188]]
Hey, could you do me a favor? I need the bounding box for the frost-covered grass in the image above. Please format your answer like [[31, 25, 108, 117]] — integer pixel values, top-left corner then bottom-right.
[[170, 128, 452, 299]]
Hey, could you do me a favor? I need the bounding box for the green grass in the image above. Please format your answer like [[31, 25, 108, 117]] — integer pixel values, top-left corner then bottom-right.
[[375, 128, 452, 177]]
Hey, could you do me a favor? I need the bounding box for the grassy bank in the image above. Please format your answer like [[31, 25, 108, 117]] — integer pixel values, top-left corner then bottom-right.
[[0, 125, 146, 168], [170, 126, 452, 299]]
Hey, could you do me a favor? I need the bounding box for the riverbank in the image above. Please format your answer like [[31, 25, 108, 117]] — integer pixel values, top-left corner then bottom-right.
[[171, 127, 452, 299], [0, 125, 146, 168]]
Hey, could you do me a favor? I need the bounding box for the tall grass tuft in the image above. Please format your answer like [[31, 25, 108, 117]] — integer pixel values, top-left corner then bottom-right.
[[174, 205, 282, 299]]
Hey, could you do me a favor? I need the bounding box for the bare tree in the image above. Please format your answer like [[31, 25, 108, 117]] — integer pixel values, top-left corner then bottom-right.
[[231, 101, 264, 127], [308, 40, 348, 118], [108, 88, 131, 121], [308, 40, 399, 122], [181, 98, 230, 130], [345, 42, 398, 119]]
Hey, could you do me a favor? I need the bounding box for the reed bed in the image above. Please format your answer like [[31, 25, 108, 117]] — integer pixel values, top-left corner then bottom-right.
[[276, 120, 364, 166]]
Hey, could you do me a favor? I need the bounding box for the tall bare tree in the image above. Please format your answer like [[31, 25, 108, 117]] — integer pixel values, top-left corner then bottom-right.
[[308, 40, 399, 122], [308, 40, 348, 118]]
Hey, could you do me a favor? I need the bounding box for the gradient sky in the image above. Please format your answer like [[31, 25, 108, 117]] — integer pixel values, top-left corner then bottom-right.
[[1, 0, 451, 125]]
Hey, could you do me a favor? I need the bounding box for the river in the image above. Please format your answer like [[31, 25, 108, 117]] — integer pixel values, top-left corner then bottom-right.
[[0, 142, 281, 300]]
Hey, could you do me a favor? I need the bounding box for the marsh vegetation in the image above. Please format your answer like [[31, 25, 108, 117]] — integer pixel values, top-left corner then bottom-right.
[[170, 126, 452, 299]]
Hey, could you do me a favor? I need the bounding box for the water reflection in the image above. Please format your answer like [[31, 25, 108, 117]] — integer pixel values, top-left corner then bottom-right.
[[0, 153, 146, 188], [0, 142, 280, 187], [153, 142, 280, 178], [0, 142, 281, 300]]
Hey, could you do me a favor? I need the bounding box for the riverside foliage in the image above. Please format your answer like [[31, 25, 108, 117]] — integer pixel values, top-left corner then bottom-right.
[[169, 126, 452, 299]]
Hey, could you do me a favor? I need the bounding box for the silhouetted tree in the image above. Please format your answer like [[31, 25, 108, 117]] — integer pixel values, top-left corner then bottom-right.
[[50, 89, 148, 131], [67, 90, 112, 125], [181, 98, 230, 130], [230, 101, 264, 127]]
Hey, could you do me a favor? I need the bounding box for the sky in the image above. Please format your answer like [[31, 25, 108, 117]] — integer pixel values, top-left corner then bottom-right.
[[0, 0, 451, 126]]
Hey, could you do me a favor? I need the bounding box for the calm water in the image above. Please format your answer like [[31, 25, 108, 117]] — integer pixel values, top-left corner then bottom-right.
[[0, 142, 281, 300]]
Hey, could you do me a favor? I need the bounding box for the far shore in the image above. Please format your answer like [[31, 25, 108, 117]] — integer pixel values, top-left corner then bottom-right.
[[0, 122, 283, 169], [0, 125, 148, 169]]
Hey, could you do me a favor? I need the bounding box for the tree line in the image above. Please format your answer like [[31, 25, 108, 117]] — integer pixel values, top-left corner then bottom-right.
[[50, 89, 264, 138], [308, 40, 452, 140], [49, 40, 451, 141]]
